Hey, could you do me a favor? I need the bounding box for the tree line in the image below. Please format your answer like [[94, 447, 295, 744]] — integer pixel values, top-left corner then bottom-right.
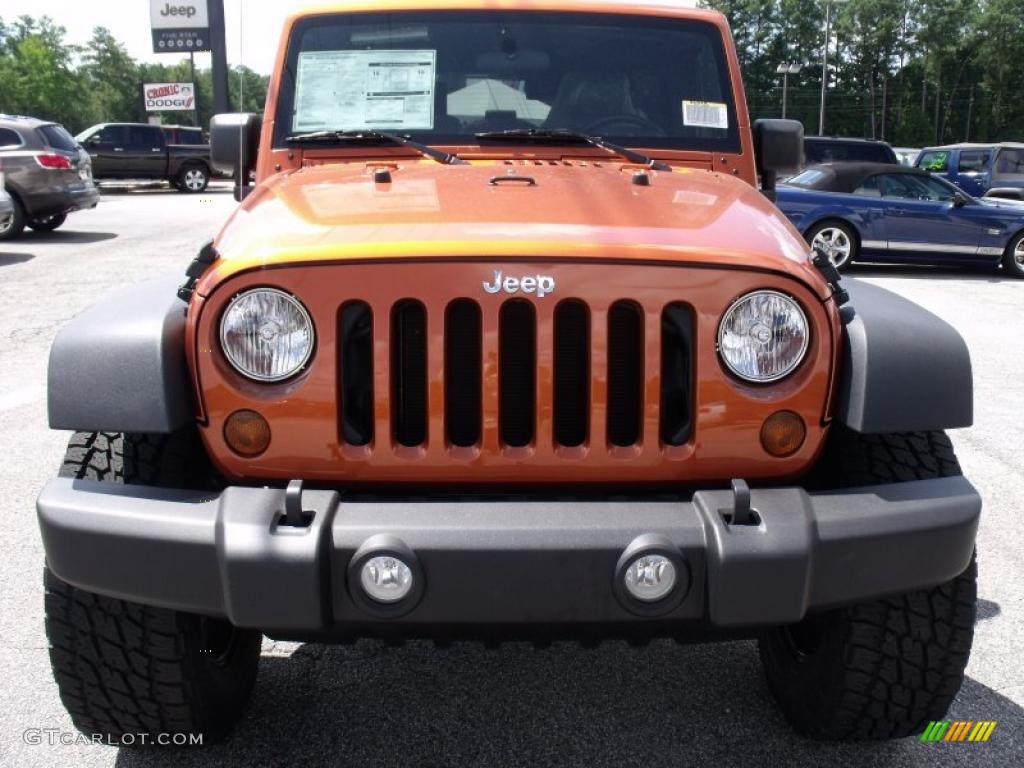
[[704, 0, 1024, 146], [0, 16, 268, 135], [4, 7, 1022, 147]]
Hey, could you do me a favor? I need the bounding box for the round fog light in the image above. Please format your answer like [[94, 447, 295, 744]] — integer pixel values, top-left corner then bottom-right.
[[360, 556, 414, 603], [623, 554, 677, 602]]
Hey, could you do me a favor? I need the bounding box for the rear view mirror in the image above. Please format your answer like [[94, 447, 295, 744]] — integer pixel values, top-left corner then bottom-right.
[[211, 113, 262, 202], [753, 119, 804, 202]]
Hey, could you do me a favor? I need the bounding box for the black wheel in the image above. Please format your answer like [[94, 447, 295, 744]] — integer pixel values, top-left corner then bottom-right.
[[0, 195, 26, 240], [177, 165, 209, 193], [760, 426, 976, 740], [1002, 230, 1024, 279], [46, 431, 260, 743], [28, 212, 67, 232], [806, 220, 858, 271]]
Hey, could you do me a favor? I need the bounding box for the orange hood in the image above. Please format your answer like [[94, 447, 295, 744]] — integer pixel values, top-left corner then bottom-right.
[[205, 160, 828, 298]]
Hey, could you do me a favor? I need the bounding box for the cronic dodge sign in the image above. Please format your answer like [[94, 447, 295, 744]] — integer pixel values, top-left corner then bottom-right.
[[150, 0, 210, 52], [144, 82, 197, 111]]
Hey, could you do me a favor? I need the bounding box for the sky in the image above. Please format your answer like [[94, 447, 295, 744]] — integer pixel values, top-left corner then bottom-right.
[[1, 0, 305, 74]]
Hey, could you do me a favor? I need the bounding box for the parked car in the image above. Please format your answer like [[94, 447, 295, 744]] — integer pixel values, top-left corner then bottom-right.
[[161, 125, 205, 145], [917, 143, 1024, 201], [0, 114, 100, 240], [777, 162, 1024, 276], [893, 146, 920, 166], [803, 136, 899, 166], [75, 122, 213, 192], [38, 0, 980, 747]]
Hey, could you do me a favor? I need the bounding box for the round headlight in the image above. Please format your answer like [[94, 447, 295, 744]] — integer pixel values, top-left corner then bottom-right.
[[718, 290, 809, 383], [220, 288, 314, 381]]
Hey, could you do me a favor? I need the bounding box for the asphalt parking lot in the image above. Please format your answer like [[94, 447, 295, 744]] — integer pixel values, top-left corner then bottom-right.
[[1, 184, 1022, 767]]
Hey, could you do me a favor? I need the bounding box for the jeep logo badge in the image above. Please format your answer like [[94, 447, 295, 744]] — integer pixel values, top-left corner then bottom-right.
[[483, 270, 556, 298]]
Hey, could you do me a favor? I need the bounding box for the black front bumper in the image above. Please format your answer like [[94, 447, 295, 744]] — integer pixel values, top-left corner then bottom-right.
[[37, 476, 980, 637]]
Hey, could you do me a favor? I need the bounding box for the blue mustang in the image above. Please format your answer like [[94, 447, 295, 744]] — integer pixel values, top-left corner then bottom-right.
[[776, 162, 1024, 278]]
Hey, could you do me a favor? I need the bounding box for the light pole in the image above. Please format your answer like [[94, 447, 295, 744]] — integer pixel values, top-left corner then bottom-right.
[[818, 0, 847, 136], [776, 63, 802, 119]]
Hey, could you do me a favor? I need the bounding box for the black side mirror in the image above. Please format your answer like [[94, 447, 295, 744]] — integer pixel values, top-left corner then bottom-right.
[[210, 113, 262, 202], [953, 193, 970, 208], [753, 119, 804, 203]]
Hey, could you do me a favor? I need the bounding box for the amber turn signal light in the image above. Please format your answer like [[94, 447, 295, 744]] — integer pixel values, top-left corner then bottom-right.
[[760, 411, 806, 457], [224, 410, 271, 457]]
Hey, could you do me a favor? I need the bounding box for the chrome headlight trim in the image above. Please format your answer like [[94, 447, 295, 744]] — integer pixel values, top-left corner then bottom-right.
[[717, 290, 810, 383], [219, 287, 315, 382]]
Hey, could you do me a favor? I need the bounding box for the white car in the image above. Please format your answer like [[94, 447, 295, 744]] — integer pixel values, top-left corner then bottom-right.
[[893, 147, 920, 166]]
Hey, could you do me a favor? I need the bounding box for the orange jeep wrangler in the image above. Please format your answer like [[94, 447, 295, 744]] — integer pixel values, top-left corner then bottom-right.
[[39, 0, 980, 743]]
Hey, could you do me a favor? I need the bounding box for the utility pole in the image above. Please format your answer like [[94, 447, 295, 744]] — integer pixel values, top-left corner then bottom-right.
[[965, 83, 975, 142], [189, 51, 201, 127], [819, 0, 847, 136], [208, 0, 230, 114]]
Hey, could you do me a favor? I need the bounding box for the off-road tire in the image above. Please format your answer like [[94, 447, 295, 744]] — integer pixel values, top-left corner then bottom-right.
[[0, 194, 26, 240], [28, 212, 67, 232], [760, 426, 977, 740], [1002, 230, 1024, 279], [46, 430, 260, 743]]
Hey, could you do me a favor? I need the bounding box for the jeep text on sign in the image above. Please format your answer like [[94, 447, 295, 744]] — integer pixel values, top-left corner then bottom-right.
[[150, 0, 209, 28]]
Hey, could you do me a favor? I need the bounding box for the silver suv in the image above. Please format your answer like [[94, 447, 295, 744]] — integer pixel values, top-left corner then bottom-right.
[[0, 115, 100, 240]]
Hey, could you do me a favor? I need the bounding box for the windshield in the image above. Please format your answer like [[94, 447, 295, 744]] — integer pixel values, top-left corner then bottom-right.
[[275, 11, 739, 153]]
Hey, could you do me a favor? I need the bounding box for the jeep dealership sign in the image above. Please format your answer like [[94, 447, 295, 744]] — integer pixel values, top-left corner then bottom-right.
[[144, 82, 197, 111], [150, 1, 210, 52]]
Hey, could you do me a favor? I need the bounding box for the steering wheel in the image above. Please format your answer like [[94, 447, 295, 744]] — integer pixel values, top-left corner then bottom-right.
[[582, 115, 665, 137]]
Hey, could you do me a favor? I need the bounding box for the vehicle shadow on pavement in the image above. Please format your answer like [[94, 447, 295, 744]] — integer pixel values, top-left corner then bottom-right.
[[15, 231, 117, 245], [0, 252, 34, 266], [112, 638, 1024, 768], [98, 184, 234, 196], [846, 264, 1015, 283]]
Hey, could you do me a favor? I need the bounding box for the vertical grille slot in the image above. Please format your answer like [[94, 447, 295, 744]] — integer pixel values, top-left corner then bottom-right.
[[554, 300, 589, 447], [607, 301, 644, 447], [391, 300, 427, 447], [339, 301, 373, 446], [660, 303, 695, 446], [445, 299, 482, 447], [499, 300, 536, 447]]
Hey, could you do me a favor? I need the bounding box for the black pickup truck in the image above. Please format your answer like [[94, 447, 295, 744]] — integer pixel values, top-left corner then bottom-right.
[[75, 123, 212, 193]]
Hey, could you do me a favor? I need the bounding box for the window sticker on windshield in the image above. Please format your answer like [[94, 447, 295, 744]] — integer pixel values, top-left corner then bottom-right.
[[682, 100, 728, 130], [293, 50, 436, 132]]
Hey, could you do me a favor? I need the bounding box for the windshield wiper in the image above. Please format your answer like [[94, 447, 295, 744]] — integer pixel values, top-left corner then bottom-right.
[[475, 129, 671, 171], [286, 129, 466, 165]]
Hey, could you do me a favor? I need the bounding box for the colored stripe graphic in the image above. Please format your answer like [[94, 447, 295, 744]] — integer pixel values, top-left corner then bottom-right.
[[922, 720, 996, 743]]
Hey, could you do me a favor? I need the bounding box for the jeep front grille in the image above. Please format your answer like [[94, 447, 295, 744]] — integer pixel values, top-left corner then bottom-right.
[[445, 299, 482, 448], [337, 296, 694, 454]]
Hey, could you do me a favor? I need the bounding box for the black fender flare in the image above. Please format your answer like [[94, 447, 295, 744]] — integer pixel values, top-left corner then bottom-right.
[[47, 274, 193, 433], [835, 279, 972, 433]]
